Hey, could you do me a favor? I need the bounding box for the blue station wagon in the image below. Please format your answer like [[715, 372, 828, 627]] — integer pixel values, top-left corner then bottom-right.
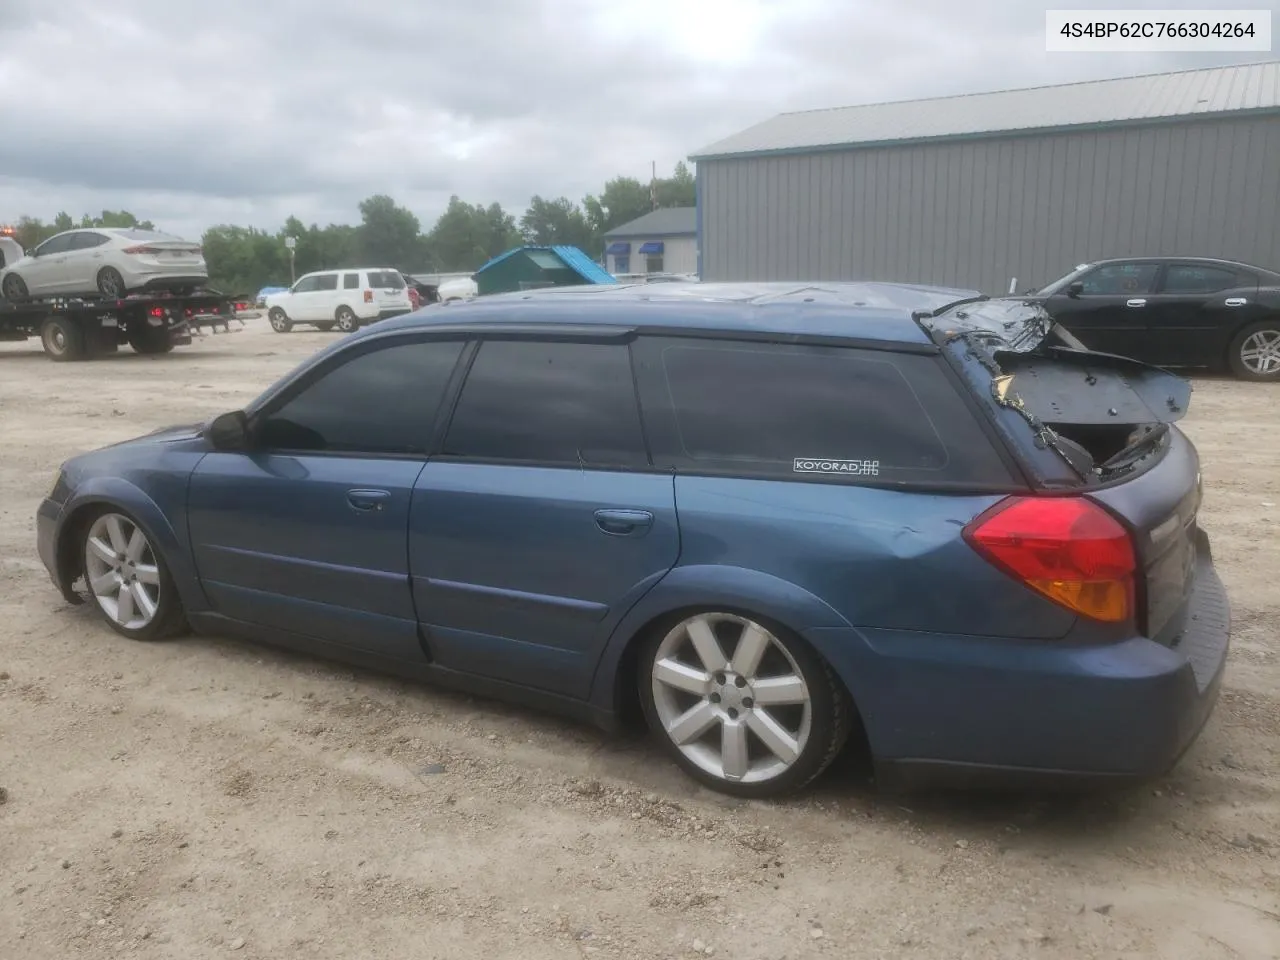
[[35, 282, 1231, 797]]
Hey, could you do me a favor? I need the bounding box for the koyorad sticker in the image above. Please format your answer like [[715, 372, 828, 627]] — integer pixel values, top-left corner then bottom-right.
[[793, 458, 880, 476]]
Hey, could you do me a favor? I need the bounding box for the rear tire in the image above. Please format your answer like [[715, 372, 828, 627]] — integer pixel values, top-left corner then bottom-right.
[[128, 326, 174, 355], [334, 307, 359, 333], [96, 267, 127, 299], [2, 272, 29, 301], [638, 611, 852, 798], [268, 308, 293, 333], [40, 316, 87, 362], [1227, 320, 1280, 381]]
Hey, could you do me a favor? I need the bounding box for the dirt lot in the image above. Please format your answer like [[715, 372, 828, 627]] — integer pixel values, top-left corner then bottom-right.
[[1, 322, 1277, 960]]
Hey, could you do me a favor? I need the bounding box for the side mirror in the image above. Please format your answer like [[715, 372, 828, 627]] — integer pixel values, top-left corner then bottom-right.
[[1066, 281, 1084, 299], [207, 410, 250, 451]]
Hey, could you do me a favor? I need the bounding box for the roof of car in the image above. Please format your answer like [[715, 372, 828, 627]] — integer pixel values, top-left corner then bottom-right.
[[366, 281, 978, 345]]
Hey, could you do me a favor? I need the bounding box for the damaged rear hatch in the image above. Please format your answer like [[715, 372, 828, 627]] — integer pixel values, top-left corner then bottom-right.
[[916, 297, 1207, 648]]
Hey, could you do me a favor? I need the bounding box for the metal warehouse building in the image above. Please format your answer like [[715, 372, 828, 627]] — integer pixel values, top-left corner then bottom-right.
[[690, 61, 1280, 294]]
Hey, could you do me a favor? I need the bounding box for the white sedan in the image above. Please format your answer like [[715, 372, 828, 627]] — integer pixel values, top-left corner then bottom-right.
[[0, 227, 208, 301]]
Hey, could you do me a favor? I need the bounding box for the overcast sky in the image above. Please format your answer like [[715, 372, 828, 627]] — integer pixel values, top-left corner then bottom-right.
[[0, 0, 1274, 239]]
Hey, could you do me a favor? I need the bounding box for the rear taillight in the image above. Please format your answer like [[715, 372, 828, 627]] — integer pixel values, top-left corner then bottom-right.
[[363, 289, 374, 303], [963, 496, 1136, 623], [148, 307, 164, 318]]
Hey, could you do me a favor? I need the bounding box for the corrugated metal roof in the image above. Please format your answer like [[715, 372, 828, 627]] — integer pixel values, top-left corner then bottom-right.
[[474, 245, 617, 285], [603, 207, 697, 238], [551, 245, 617, 284], [691, 61, 1280, 159]]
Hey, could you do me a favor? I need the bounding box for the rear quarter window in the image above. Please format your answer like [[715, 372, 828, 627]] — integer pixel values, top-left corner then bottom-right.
[[632, 337, 1015, 486]]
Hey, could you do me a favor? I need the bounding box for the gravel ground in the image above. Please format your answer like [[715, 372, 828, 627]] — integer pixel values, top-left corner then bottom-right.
[[1, 321, 1277, 960]]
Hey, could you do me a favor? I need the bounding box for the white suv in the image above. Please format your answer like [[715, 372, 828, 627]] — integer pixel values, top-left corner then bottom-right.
[[264, 268, 414, 333]]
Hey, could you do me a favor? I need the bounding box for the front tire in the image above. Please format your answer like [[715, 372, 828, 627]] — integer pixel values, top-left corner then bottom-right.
[[2, 272, 28, 301], [82, 510, 186, 641], [334, 307, 359, 333], [1228, 320, 1280, 381], [268, 308, 293, 333], [638, 611, 851, 798], [96, 267, 127, 299]]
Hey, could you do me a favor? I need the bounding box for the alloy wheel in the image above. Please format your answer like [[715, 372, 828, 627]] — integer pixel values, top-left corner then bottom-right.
[[84, 513, 161, 630], [1240, 328, 1280, 377], [650, 613, 812, 785]]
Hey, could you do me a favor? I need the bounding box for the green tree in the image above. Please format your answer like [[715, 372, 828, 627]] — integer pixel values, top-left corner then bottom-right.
[[426, 197, 522, 272], [357, 194, 420, 269], [519, 195, 595, 249], [583, 177, 652, 238], [655, 161, 696, 208]]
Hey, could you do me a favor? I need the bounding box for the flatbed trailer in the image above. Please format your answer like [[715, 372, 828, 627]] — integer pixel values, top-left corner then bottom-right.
[[0, 289, 241, 361]]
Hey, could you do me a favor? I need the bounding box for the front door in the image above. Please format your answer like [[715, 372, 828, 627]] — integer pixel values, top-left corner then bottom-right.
[[187, 336, 467, 660], [1045, 261, 1160, 361], [25, 233, 75, 295], [409, 337, 680, 698]]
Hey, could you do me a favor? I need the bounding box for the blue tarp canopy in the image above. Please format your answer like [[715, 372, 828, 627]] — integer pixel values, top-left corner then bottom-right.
[[605, 242, 630, 256], [638, 241, 664, 255]]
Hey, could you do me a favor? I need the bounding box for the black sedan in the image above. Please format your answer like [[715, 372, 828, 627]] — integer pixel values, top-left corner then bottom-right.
[[1033, 257, 1280, 381]]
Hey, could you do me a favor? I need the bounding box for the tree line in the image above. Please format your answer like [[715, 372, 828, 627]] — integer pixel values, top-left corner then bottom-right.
[[8, 164, 696, 296]]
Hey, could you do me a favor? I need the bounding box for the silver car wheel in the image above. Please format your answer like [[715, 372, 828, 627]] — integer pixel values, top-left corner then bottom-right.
[[1240, 328, 1280, 376], [84, 513, 161, 630], [650, 613, 812, 784]]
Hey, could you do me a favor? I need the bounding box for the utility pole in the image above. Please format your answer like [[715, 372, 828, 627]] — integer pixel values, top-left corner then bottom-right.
[[651, 161, 658, 210]]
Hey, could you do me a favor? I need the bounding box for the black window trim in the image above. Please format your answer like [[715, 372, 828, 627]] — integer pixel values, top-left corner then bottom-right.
[[246, 331, 474, 461], [429, 331, 661, 474]]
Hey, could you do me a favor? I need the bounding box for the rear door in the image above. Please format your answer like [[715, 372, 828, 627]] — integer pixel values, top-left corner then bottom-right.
[[1044, 261, 1160, 361], [409, 335, 679, 698], [67, 231, 111, 289], [1147, 262, 1263, 366], [187, 336, 466, 660], [309, 272, 340, 321]]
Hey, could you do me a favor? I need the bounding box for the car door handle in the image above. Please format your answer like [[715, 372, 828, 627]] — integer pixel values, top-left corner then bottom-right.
[[1126, 298, 1147, 308], [1225, 297, 1248, 307], [347, 488, 390, 512], [594, 508, 654, 537]]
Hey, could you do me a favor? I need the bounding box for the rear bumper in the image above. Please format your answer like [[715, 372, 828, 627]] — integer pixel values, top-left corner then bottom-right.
[[808, 536, 1230, 791]]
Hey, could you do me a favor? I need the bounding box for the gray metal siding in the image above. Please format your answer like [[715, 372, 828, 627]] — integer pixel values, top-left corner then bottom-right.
[[699, 115, 1280, 293]]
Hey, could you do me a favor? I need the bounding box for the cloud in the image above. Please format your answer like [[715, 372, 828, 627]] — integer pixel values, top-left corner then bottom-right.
[[0, 0, 1271, 240]]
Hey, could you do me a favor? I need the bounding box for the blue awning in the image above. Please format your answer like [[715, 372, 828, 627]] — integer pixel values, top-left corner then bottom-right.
[[638, 241, 664, 255], [604, 241, 630, 256]]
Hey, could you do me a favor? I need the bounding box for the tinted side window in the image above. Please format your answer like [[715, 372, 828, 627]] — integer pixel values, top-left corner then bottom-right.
[[1159, 264, 1240, 295], [36, 234, 74, 256], [636, 338, 1012, 484], [71, 232, 109, 250], [343, 273, 360, 289], [256, 340, 465, 454], [442, 340, 647, 466], [314, 274, 339, 291], [1079, 263, 1158, 295]]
